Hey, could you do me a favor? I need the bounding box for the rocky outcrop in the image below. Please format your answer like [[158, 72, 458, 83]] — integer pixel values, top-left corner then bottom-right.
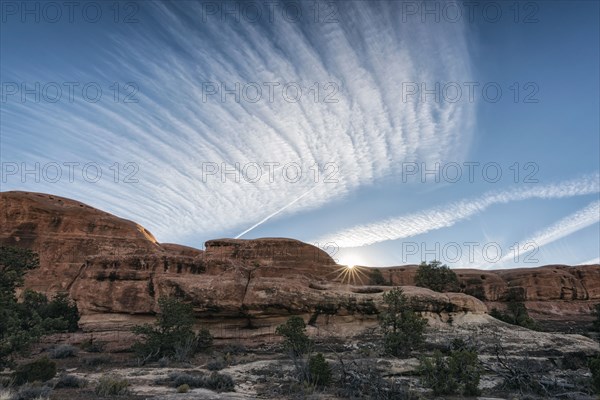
[[1, 190, 598, 341], [0, 191, 487, 343], [379, 265, 600, 303], [382, 265, 600, 326], [0, 191, 161, 295]]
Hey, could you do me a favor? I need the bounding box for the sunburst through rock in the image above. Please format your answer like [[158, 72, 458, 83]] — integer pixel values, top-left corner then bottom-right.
[[330, 264, 370, 286]]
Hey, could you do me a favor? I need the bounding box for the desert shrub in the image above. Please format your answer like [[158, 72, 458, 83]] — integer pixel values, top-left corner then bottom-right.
[[276, 316, 310, 356], [49, 344, 77, 359], [496, 361, 546, 395], [95, 375, 129, 396], [196, 328, 213, 351], [204, 372, 235, 392], [589, 356, 600, 394], [207, 359, 226, 371], [451, 348, 482, 396], [82, 355, 110, 367], [1, 247, 76, 368], [419, 351, 457, 395], [176, 383, 190, 393], [160, 371, 234, 392], [308, 353, 332, 386], [158, 357, 169, 368], [420, 349, 481, 396], [173, 335, 198, 362], [168, 372, 204, 388], [369, 269, 388, 286], [492, 342, 547, 395], [14, 357, 56, 385], [41, 293, 80, 333], [415, 260, 459, 292], [19, 291, 79, 334], [379, 288, 427, 357], [276, 317, 335, 388], [54, 374, 86, 389], [490, 288, 539, 330], [12, 384, 52, 400], [131, 297, 212, 363]]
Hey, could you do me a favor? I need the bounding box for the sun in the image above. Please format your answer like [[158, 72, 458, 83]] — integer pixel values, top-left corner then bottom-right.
[[337, 253, 367, 269], [327, 263, 369, 285], [331, 252, 371, 284]]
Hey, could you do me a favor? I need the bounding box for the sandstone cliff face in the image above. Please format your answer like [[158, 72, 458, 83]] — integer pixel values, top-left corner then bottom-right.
[[0, 191, 486, 341], [0, 191, 161, 294], [382, 264, 600, 324], [1, 190, 598, 340], [381, 265, 600, 302]]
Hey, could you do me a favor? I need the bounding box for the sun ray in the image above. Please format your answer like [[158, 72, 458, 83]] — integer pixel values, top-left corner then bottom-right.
[[328, 264, 370, 285]]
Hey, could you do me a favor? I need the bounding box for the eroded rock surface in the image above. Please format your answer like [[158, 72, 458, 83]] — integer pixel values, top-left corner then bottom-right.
[[377, 264, 600, 327], [1, 190, 598, 341]]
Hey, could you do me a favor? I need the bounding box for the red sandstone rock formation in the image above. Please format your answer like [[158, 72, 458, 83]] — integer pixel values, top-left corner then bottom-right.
[[381, 265, 600, 324], [1, 190, 597, 338]]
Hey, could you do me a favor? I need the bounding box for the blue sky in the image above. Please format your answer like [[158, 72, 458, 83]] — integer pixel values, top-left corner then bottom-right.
[[1, 1, 599, 269]]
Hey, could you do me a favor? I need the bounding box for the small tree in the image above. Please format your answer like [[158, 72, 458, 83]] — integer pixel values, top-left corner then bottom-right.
[[420, 351, 457, 395], [490, 288, 539, 330], [0, 246, 39, 292], [276, 316, 332, 387], [21, 290, 79, 333], [132, 296, 212, 362], [44, 292, 80, 332], [379, 288, 427, 357], [14, 356, 57, 385], [1, 246, 79, 367], [414, 260, 459, 292], [369, 268, 388, 286], [309, 353, 332, 386], [1, 246, 41, 367], [420, 348, 481, 396], [275, 316, 310, 356]]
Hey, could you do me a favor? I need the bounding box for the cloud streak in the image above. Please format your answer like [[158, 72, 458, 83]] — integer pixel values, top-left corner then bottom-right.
[[315, 173, 600, 248], [497, 200, 600, 264], [1, 1, 475, 242]]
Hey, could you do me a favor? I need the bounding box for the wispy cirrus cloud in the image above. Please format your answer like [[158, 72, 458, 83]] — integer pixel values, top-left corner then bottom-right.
[[1, 2, 475, 242], [315, 173, 600, 248], [496, 200, 600, 265]]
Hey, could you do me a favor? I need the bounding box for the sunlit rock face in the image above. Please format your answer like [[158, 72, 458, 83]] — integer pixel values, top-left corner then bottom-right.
[[1, 190, 598, 345]]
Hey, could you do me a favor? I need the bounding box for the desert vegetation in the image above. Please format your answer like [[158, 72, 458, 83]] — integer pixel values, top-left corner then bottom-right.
[[1, 246, 600, 399], [131, 296, 213, 364], [489, 287, 541, 330], [0, 246, 79, 368], [419, 338, 481, 396], [414, 260, 460, 292], [379, 288, 427, 357]]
